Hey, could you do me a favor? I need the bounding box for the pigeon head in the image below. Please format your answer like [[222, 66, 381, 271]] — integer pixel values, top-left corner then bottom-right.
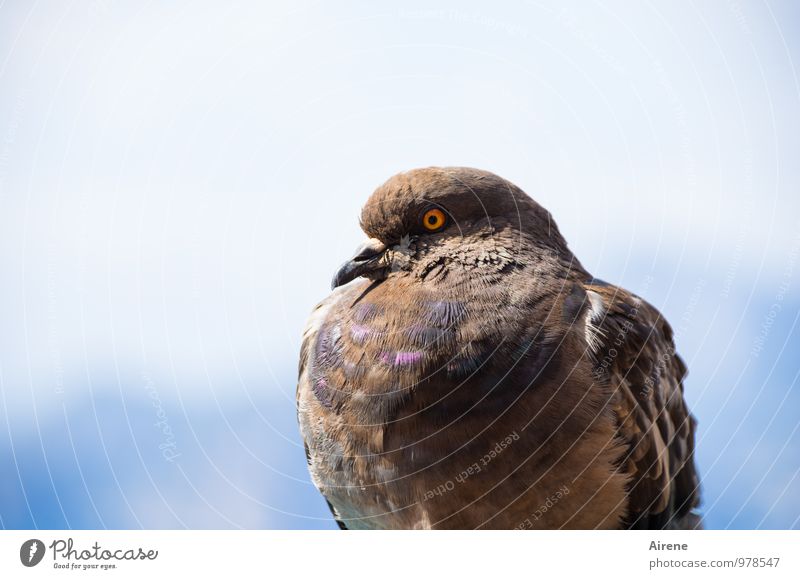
[[331, 166, 576, 289]]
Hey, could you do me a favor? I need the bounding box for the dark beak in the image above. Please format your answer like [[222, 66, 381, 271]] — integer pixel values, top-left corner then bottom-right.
[[331, 238, 388, 290]]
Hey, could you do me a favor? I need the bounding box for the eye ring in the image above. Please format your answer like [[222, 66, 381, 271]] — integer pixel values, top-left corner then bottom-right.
[[421, 207, 447, 231]]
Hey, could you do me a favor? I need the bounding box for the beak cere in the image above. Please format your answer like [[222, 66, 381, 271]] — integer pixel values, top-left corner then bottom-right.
[[331, 238, 388, 289]]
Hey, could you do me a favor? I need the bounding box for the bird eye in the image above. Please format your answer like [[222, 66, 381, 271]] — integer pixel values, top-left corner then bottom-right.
[[421, 207, 446, 231]]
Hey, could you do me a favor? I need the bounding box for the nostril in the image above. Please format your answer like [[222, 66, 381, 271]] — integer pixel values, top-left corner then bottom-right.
[[352, 238, 387, 262]]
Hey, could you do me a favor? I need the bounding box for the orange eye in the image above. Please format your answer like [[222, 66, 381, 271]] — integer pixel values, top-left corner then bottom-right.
[[422, 208, 447, 231]]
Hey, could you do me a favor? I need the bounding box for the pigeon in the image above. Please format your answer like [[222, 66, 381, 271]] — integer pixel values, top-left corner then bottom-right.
[[297, 167, 701, 529]]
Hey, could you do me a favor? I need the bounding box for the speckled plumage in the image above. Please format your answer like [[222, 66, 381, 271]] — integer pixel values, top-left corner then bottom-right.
[[297, 167, 701, 529]]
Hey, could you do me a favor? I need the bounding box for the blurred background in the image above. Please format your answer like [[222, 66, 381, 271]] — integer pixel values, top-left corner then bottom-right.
[[0, 0, 798, 529]]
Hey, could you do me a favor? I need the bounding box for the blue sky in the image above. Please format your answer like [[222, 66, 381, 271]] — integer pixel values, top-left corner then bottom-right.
[[0, 0, 798, 529]]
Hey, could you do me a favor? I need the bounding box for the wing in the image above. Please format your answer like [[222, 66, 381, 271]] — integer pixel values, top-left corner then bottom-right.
[[583, 279, 701, 529]]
